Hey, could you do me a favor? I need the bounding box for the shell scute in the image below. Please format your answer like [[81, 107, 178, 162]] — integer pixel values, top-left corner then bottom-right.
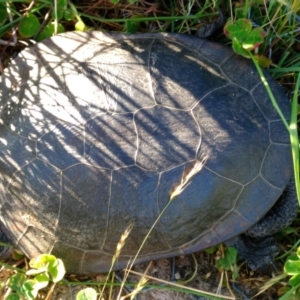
[[37, 122, 85, 169], [85, 113, 136, 169], [158, 166, 243, 247], [135, 106, 200, 172], [194, 84, 269, 184], [0, 124, 36, 177], [104, 166, 167, 255], [2, 160, 61, 245], [150, 39, 228, 109], [234, 176, 283, 224], [252, 81, 291, 121], [57, 164, 111, 249]]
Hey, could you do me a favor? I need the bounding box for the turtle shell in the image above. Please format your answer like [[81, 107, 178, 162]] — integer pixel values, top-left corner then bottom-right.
[[0, 32, 292, 274]]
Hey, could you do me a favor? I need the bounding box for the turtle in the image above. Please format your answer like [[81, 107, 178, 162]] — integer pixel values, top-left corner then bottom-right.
[[0, 31, 297, 275]]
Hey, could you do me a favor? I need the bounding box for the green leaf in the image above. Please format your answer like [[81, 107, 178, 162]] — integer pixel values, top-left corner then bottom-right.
[[48, 258, 65, 282], [282, 226, 298, 235], [0, 3, 8, 26], [224, 19, 267, 65], [18, 14, 40, 38], [215, 247, 238, 279], [30, 254, 57, 270], [52, 10, 63, 20], [284, 255, 300, 275], [12, 249, 25, 261], [76, 287, 98, 300], [232, 38, 251, 58], [224, 19, 252, 42], [278, 285, 300, 300], [278, 286, 292, 296], [20, 280, 39, 300], [253, 54, 272, 68], [205, 246, 218, 254], [286, 254, 298, 261], [110, 0, 119, 3], [64, 9, 74, 21], [297, 247, 300, 259], [125, 16, 141, 33], [26, 268, 46, 276], [34, 273, 50, 289], [35, 22, 65, 41], [52, 0, 67, 20], [57, 0, 67, 9], [242, 27, 266, 51], [234, 7, 245, 19], [29, 254, 65, 282], [6, 294, 21, 300], [289, 274, 300, 287], [8, 273, 26, 293]]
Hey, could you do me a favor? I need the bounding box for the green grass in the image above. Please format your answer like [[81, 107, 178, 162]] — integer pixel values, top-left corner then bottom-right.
[[0, 0, 300, 299]]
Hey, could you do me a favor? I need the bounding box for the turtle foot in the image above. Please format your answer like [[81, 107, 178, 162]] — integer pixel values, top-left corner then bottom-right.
[[227, 235, 278, 270]]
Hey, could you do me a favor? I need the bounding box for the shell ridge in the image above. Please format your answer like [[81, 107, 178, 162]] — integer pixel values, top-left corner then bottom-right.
[[61, 162, 111, 172], [54, 171, 63, 233], [155, 172, 173, 250], [147, 38, 157, 104], [190, 109, 202, 159], [18, 225, 55, 246], [6, 157, 37, 190], [202, 165, 245, 185], [132, 111, 139, 165], [34, 157, 61, 171], [36, 120, 76, 141], [179, 229, 221, 253], [260, 170, 284, 190], [250, 85, 275, 122], [99, 170, 113, 250], [190, 83, 231, 111], [259, 144, 287, 189], [232, 184, 245, 209], [3, 124, 41, 141]]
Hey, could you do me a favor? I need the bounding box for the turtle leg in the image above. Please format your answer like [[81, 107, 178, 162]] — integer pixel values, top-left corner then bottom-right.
[[227, 177, 298, 270], [227, 235, 278, 270]]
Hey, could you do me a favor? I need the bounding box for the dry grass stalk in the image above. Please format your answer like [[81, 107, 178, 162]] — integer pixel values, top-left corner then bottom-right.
[[125, 268, 235, 300], [170, 156, 208, 201], [112, 223, 134, 265]]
